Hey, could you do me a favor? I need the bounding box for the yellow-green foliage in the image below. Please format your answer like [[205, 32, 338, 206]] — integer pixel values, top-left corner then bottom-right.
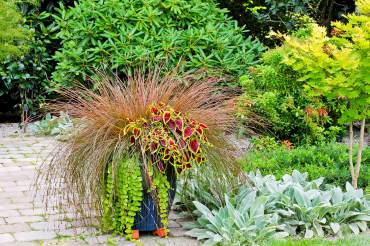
[[102, 156, 143, 240], [282, 0, 370, 123], [153, 173, 170, 231], [0, 0, 31, 60]]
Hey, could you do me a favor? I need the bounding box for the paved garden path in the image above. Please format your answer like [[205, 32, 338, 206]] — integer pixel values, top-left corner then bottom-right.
[[0, 125, 199, 245]]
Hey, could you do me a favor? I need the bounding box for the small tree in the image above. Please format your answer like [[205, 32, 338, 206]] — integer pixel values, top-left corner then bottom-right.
[[282, 0, 369, 188]]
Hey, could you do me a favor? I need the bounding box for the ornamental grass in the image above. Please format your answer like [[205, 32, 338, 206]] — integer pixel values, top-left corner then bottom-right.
[[37, 69, 244, 238]]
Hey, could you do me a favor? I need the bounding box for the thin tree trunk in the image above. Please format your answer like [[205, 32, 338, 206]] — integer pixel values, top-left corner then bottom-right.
[[349, 122, 355, 188], [354, 119, 366, 189]]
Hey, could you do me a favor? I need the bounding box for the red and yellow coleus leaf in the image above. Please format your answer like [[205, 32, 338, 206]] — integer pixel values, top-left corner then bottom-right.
[[133, 128, 141, 139], [183, 126, 193, 139], [163, 111, 171, 123], [152, 115, 162, 122], [150, 142, 159, 153], [189, 139, 199, 153], [175, 119, 183, 130], [168, 120, 175, 130], [130, 136, 136, 145]]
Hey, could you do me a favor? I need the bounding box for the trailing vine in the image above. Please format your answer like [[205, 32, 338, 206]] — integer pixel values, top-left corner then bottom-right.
[[153, 173, 171, 231], [102, 164, 114, 231], [102, 156, 143, 240]]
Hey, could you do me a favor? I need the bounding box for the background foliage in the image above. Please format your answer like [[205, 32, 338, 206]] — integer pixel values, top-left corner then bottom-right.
[[0, 0, 73, 118], [237, 48, 344, 145], [217, 0, 355, 46], [241, 143, 370, 189], [51, 0, 264, 86]]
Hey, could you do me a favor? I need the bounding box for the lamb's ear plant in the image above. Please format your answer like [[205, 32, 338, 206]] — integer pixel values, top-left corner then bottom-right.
[[187, 170, 370, 245], [36, 68, 242, 239]]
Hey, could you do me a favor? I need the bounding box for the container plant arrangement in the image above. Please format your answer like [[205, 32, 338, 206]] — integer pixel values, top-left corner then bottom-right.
[[37, 69, 239, 240]]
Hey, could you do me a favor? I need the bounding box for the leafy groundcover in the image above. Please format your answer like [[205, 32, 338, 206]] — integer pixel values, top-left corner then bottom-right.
[[186, 170, 370, 246]]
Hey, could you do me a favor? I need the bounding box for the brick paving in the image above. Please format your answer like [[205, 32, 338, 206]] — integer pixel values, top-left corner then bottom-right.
[[0, 125, 198, 245]]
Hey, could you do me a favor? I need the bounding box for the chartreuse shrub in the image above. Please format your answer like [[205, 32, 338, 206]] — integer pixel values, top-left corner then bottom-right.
[[241, 143, 370, 190], [37, 70, 241, 240], [51, 0, 264, 85], [186, 170, 370, 245], [282, 0, 370, 188], [0, 0, 33, 60], [237, 47, 343, 145]]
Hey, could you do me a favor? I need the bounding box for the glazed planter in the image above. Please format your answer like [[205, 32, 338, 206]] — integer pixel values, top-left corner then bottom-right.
[[133, 167, 177, 231]]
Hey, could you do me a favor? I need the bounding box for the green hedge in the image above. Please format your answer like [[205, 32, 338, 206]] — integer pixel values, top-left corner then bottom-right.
[[240, 143, 370, 189]]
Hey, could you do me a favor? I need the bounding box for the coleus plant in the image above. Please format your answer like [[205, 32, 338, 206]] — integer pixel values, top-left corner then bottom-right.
[[125, 103, 209, 174], [37, 69, 241, 240]]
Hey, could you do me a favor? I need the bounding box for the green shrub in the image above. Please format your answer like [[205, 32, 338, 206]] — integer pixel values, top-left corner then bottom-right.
[[51, 0, 264, 86], [240, 143, 370, 189], [237, 48, 344, 145]]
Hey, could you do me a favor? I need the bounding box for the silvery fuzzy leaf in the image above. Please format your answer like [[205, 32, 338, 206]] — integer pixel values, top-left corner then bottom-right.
[[284, 220, 305, 226], [293, 187, 309, 208], [278, 224, 297, 235], [282, 174, 292, 183], [313, 221, 324, 237], [193, 201, 217, 225], [266, 181, 278, 194], [276, 209, 295, 217], [329, 222, 340, 234], [348, 223, 360, 234], [239, 190, 256, 213], [353, 214, 370, 221], [273, 232, 290, 239], [345, 182, 355, 193], [186, 228, 211, 240], [311, 177, 324, 188], [306, 190, 321, 201], [292, 170, 308, 184], [234, 211, 245, 229], [331, 188, 343, 204], [225, 196, 237, 220], [250, 196, 268, 218], [204, 238, 218, 246], [319, 218, 326, 224], [270, 213, 279, 224], [356, 221, 368, 232], [304, 229, 314, 238], [211, 233, 223, 243]]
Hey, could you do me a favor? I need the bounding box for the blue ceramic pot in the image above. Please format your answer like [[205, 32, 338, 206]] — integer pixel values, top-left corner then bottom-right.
[[133, 168, 177, 231]]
